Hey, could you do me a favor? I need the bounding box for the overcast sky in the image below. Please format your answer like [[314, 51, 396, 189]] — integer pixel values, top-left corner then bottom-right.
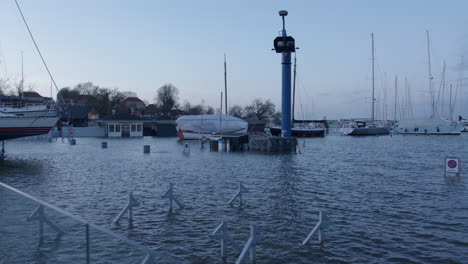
[[0, 0, 467, 120]]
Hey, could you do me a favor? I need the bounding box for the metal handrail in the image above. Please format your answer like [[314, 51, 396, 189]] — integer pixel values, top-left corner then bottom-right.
[[0, 181, 184, 263]]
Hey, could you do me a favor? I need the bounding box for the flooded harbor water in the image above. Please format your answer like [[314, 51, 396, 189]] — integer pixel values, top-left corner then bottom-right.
[[1, 135, 468, 263]]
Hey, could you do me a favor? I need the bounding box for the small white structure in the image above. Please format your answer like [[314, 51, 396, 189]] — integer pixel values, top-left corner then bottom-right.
[[99, 112, 144, 138], [106, 122, 143, 137]]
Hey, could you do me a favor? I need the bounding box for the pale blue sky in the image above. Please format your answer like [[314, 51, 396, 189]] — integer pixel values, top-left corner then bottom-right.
[[0, 0, 467, 119]]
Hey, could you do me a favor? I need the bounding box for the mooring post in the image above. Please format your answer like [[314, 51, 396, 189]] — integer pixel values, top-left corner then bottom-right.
[[143, 145, 150, 153], [228, 182, 249, 207]]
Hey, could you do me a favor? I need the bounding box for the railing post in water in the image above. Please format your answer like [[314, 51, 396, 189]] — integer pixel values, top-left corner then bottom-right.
[[1, 140, 5, 161], [112, 192, 140, 227], [141, 253, 155, 264], [86, 223, 90, 264], [228, 182, 249, 207], [27, 205, 64, 246], [210, 221, 241, 262], [161, 183, 184, 212], [235, 224, 263, 264], [302, 211, 329, 245]]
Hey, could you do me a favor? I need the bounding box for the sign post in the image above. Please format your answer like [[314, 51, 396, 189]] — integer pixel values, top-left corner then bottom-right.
[[445, 157, 460, 176]]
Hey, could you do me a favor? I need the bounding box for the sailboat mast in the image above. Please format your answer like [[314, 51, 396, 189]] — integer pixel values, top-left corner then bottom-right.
[[21, 50, 24, 101], [219, 91, 223, 135], [384, 72, 387, 123], [459, 56, 464, 118], [441, 61, 446, 118], [224, 54, 228, 115], [449, 84, 453, 121], [371, 33, 375, 123], [292, 54, 297, 123], [426, 30, 434, 118], [394, 75, 398, 122]]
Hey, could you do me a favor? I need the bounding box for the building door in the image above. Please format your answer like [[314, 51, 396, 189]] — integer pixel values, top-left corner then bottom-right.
[[122, 124, 130, 137]]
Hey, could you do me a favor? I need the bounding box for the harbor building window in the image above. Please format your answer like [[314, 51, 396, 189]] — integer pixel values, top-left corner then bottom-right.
[[131, 124, 136, 132], [116, 124, 121, 132], [137, 124, 142, 132], [109, 124, 115, 132]]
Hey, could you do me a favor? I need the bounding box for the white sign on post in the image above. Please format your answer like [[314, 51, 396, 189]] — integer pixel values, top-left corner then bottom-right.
[[445, 158, 459, 173]]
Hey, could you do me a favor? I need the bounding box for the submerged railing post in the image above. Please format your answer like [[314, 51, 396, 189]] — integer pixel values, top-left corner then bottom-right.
[[235, 224, 263, 264], [210, 221, 241, 262], [27, 205, 64, 245], [302, 211, 328, 245], [228, 182, 249, 207], [141, 253, 155, 264], [112, 192, 140, 227], [86, 223, 90, 264], [1, 140, 5, 161], [161, 183, 184, 212]]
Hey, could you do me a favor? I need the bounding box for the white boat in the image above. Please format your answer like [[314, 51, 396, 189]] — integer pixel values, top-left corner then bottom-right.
[[396, 31, 461, 136], [462, 120, 468, 132], [0, 112, 59, 140], [1, 104, 57, 117], [340, 120, 390, 136], [175, 114, 248, 140]]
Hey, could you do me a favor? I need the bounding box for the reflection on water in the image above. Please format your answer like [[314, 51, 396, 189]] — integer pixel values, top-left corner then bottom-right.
[[1, 135, 468, 263]]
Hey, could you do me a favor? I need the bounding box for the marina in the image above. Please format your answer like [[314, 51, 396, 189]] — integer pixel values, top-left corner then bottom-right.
[[1, 135, 468, 263], [1, 1, 468, 263]]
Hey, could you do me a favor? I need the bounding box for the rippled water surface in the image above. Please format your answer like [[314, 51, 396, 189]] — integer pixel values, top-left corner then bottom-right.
[[1, 134, 468, 263]]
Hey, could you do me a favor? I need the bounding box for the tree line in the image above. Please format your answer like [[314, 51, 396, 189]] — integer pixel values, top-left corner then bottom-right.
[[151, 84, 280, 121], [2, 79, 279, 121]]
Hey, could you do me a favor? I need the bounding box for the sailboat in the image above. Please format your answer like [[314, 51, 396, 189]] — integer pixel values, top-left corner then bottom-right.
[[269, 55, 326, 137], [0, 51, 59, 141], [340, 33, 390, 136], [176, 55, 248, 140], [395, 31, 461, 135]]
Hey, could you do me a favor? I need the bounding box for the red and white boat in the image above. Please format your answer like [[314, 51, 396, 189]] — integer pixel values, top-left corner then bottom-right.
[[0, 109, 59, 140]]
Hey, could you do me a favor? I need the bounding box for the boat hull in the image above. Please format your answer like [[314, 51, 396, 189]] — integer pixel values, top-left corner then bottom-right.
[[341, 127, 390, 136], [396, 118, 462, 135], [269, 127, 325, 137], [0, 116, 59, 140], [175, 114, 248, 140]]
